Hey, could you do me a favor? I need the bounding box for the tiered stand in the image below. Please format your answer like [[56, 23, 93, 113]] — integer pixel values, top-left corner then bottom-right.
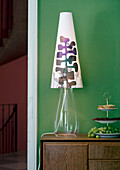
[[94, 92, 120, 138]]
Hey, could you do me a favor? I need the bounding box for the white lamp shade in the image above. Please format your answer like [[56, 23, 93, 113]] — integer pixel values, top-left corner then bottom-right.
[[51, 12, 83, 88]]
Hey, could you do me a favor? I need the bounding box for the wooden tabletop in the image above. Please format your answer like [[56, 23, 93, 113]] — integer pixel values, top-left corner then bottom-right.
[[40, 133, 120, 141]]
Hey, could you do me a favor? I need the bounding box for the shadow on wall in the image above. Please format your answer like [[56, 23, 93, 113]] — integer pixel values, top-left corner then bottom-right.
[[0, 0, 28, 65]]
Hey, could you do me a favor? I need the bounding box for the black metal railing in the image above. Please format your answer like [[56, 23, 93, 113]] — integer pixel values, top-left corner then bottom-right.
[[0, 104, 17, 154]]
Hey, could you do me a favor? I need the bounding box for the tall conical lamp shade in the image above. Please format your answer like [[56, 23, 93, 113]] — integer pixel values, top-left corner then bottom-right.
[[51, 12, 83, 137], [51, 12, 83, 88]]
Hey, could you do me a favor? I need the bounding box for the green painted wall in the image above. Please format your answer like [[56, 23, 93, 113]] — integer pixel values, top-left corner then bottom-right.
[[38, 0, 120, 164]]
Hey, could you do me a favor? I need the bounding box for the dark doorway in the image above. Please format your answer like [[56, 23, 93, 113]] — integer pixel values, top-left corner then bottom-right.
[[0, 0, 28, 169]]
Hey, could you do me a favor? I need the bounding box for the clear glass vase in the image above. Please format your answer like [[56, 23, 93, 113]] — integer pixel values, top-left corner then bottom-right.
[[55, 88, 79, 137]]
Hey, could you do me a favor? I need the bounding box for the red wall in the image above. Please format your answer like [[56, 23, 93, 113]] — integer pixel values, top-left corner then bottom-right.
[[0, 55, 27, 151]]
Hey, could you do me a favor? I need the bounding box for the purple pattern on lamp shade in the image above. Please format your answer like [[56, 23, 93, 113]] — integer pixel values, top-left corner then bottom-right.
[[55, 36, 78, 88]]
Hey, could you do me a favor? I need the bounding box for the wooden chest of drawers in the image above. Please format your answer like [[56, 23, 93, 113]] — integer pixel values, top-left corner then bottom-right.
[[40, 134, 120, 170]]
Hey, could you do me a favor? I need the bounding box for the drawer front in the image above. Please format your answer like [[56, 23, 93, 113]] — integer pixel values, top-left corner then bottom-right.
[[89, 142, 120, 159], [43, 142, 88, 170], [89, 160, 120, 170]]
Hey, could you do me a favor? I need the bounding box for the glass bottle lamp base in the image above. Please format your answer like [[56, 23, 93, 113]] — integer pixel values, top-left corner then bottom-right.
[[55, 131, 78, 138]]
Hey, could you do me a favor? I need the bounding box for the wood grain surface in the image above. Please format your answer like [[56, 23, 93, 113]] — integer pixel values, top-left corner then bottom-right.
[[41, 133, 120, 141], [89, 160, 120, 170], [40, 134, 120, 170], [89, 142, 120, 159], [43, 142, 88, 170]]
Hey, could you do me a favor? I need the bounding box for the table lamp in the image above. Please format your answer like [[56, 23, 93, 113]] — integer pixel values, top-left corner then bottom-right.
[[51, 12, 83, 137]]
